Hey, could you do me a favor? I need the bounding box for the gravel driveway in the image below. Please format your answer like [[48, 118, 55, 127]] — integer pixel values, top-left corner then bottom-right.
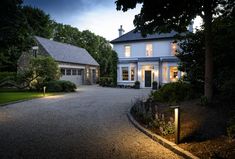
[[0, 86, 182, 159]]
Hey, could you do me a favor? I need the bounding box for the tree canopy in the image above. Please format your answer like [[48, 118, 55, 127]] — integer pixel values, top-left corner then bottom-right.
[[177, 10, 235, 102]]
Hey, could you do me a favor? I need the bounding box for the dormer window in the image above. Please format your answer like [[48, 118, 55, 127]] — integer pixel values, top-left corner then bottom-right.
[[171, 43, 177, 55], [146, 44, 153, 57], [124, 45, 131, 57]]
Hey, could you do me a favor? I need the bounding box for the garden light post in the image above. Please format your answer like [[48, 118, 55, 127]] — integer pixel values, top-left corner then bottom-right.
[[170, 106, 180, 144], [43, 86, 46, 96]]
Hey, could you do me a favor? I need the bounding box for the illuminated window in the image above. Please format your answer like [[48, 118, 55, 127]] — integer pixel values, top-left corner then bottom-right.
[[131, 67, 135, 81], [163, 66, 168, 81], [124, 45, 131, 57], [146, 44, 153, 57], [122, 67, 129, 81], [171, 43, 177, 55], [170, 66, 178, 81]]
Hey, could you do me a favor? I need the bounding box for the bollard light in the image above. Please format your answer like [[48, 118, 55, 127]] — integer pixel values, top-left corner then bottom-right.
[[170, 106, 180, 144], [43, 86, 46, 96]]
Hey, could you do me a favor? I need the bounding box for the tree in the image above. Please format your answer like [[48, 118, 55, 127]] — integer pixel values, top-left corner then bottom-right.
[[177, 11, 235, 101], [18, 56, 60, 90], [116, 0, 235, 101], [0, 0, 31, 72], [22, 6, 54, 39]]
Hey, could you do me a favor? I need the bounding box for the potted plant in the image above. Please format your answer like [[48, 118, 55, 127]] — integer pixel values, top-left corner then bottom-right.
[[134, 81, 140, 89], [152, 81, 158, 90]]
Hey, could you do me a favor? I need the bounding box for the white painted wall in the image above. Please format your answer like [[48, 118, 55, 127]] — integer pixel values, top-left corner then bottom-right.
[[113, 40, 174, 58]]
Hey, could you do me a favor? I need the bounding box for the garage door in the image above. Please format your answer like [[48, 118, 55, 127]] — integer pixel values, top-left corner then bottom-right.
[[60, 68, 84, 85]]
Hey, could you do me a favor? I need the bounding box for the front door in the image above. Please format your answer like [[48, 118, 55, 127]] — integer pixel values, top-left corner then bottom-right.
[[145, 70, 151, 87]]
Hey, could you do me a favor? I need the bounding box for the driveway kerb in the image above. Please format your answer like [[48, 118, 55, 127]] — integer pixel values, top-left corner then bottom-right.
[[127, 108, 199, 159]]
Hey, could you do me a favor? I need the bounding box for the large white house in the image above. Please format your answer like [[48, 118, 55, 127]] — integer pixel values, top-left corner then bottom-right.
[[110, 26, 184, 88]]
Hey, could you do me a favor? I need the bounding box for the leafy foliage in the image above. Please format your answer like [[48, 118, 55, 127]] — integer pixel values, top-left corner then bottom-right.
[[18, 56, 60, 90], [99, 77, 114, 87], [153, 82, 195, 104], [22, 6, 54, 39], [177, 12, 235, 102], [134, 81, 140, 89], [45, 80, 76, 92]]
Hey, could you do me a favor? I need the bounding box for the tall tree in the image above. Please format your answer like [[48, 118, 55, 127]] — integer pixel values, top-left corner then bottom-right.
[[22, 6, 54, 38], [115, 0, 234, 101], [177, 10, 235, 100], [0, 0, 31, 71]]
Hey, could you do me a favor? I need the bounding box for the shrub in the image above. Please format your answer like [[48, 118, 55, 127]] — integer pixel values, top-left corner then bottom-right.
[[219, 78, 235, 103], [153, 81, 195, 104], [134, 81, 140, 89], [227, 117, 235, 140], [99, 77, 113, 87], [152, 81, 158, 90], [45, 80, 76, 92]]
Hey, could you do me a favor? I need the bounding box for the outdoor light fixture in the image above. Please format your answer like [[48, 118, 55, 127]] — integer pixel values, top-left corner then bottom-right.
[[32, 46, 39, 57], [43, 86, 46, 96], [170, 106, 180, 144]]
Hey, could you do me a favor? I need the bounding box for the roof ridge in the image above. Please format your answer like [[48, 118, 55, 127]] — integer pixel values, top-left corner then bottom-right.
[[34, 36, 84, 50]]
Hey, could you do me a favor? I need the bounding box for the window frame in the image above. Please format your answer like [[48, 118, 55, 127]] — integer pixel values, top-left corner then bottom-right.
[[66, 69, 71, 75], [122, 67, 129, 81], [146, 43, 153, 57], [131, 67, 135, 81], [124, 45, 131, 57], [169, 66, 178, 81], [171, 43, 177, 55]]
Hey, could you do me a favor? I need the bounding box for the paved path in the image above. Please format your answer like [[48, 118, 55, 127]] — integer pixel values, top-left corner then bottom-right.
[[0, 86, 182, 159]]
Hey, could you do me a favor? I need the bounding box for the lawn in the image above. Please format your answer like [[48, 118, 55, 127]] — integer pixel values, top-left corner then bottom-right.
[[0, 91, 57, 105]]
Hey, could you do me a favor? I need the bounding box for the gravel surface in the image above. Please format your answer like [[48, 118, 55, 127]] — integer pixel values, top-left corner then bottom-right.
[[0, 86, 182, 159]]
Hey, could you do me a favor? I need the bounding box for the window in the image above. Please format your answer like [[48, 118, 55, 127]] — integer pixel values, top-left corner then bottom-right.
[[61, 68, 65, 75], [131, 67, 135, 81], [124, 45, 131, 57], [66, 69, 71, 75], [171, 43, 177, 55], [72, 69, 77, 75], [122, 67, 129, 81], [163, 66, 168, 81], [170, 66, 178, 81], [146, 44, 153, 57], [78, 69, 82, 75]]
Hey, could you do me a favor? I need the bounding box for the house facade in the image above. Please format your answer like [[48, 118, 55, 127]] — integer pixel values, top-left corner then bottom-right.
[[18, 36, 99, 85], [110, 26, 183, 88]]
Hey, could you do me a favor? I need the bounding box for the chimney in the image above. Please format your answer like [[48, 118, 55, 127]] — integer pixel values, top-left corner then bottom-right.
[[118, 25, 125, 37]]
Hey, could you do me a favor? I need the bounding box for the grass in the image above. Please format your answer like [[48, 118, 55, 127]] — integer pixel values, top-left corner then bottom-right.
[[0, 91, 57, 105]]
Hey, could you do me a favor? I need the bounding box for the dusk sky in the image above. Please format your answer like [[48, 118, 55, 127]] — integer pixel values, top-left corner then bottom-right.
[[23, 0, 202, 41]]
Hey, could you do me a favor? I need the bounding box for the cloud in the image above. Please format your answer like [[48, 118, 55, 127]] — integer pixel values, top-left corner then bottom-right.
[[23, 0, 141, 40]]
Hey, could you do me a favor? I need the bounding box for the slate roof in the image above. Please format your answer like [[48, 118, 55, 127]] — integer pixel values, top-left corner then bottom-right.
[[35, 36, 99, 66], [110, 30, 179, 44]]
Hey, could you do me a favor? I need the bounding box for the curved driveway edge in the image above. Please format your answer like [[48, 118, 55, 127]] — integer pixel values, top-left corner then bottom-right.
[[127, 109, 199, 159]]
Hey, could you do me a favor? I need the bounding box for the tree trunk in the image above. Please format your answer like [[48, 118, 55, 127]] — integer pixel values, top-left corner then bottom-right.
[[204, 2, 213, 101]]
